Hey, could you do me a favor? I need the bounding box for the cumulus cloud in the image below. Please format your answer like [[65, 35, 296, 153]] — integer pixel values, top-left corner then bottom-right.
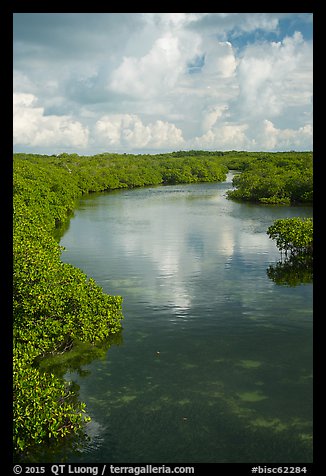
[[201, 40, 237, 78], [13, 93, 89, 148], [94, 114, 184, 150], [260, 119, 313, 150], [109, 28, 203, 100], [193, 123, 252, 150], [110, 33, 183, 97], [192, 118, 313, 152], [13, 13, 313, 153], [235, 31, 312, 119], [201, 105, 229, 134], [146, 13, 206, 28], [185, 29, 313, 152]]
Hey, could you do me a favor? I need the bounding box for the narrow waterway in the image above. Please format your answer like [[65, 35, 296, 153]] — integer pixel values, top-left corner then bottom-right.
[[50, 173, 312, 463]]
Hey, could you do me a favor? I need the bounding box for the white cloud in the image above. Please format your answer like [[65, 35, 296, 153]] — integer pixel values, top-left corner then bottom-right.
[[193, 123, 252, 150], [202, 40, 237, 78], [192, 118, 313, 152], [235, 31, 313, 119], [95, 114, 184, 149], [13, 93, 89, 148], [145, 13, 205, 29], [109, 33, 182, 97], [185, 30, 312, 152], [109, 29, 202, 99], [260, 120, 313, 150], [13, 14, 313, 153], [201, 105, 228, 133]]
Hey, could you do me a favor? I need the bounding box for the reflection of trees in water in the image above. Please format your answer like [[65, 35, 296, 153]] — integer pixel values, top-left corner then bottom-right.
[[267, 254, 313, 287], [20, 332, 124, 463], [36, 332, 123, 378]]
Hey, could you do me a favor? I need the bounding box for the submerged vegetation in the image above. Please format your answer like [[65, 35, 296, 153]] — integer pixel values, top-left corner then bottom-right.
[[13, 151, 228, 457], [13, 150, 312, 458]]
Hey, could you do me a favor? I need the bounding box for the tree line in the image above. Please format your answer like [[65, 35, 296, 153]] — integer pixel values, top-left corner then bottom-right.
[[225, 151, 312, 204], [13, 150, 312, 458], [13, 151, 228, 457]]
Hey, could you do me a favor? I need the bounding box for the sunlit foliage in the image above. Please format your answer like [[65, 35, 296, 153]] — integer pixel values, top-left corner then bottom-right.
[[225, 152, 312, 204], [267, 217, 313, 256], [13, 151, 227, 457], [13, 150, 312, 456]]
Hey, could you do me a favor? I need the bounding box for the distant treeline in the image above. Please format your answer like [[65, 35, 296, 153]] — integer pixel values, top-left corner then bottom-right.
[[13, 150, 312, 458], [224, 151, 313, 204], [14, 149, 313, 204]]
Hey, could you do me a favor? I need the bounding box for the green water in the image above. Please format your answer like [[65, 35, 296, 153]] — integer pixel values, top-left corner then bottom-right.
[[50, 174, 312, 463]]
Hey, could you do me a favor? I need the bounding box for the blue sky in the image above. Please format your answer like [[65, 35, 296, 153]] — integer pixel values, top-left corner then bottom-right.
[[13, 13, 313, 154]]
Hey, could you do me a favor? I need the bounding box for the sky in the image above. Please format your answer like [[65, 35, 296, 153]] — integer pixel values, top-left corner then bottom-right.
[[13, 13, 313, 155]]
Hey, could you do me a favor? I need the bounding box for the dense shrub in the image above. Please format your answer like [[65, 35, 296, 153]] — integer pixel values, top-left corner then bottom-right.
[[13, 151, 227, 456], [267, 217, 313, 257], [13, 150, 312, 456], [225, 152, 312, 204]]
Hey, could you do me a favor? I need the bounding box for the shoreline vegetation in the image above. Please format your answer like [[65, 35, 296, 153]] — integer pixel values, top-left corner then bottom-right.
[[13, 150, 313, 459]]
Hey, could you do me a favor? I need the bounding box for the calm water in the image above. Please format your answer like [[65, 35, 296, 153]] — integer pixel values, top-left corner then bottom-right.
[[54, 174, 312, 463]]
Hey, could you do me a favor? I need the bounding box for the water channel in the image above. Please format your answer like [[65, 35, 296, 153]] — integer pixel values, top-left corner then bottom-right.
[[48, 173, 312, 463]]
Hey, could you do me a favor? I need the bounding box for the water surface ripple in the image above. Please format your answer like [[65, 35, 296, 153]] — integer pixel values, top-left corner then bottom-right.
[[54, 175, 312, 463]]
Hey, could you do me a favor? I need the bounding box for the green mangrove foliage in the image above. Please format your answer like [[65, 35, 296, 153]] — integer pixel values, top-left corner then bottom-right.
[[13, 150, 313, 456], [267, 218, 313, 257], [266, 217, 313, 287], [13, 151, 228, 457], [225, 152, 313, 204]]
